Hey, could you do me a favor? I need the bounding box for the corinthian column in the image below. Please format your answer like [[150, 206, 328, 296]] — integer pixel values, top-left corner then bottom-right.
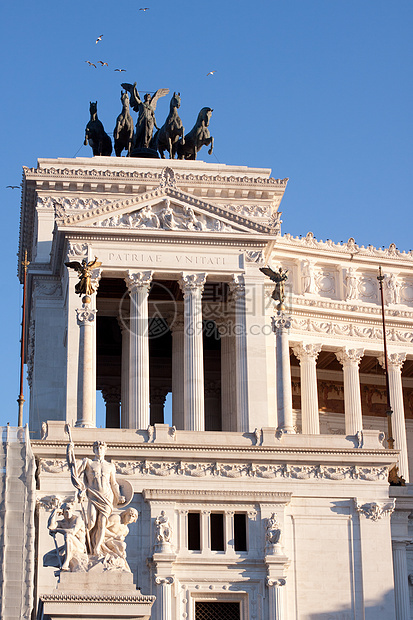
[[229, 275, 249, 432], [292, 343, 322, 434], [335, 347, 364, 436], [179, 273, 207, 431], [117, 316, 130, 428], [379, 352, 408, 481], [75, 304, 97, 427], [267, 578, 286, 620], [169, 314, 185, 430], [125, 270, 153, 429], [272, 313, 294, 434]]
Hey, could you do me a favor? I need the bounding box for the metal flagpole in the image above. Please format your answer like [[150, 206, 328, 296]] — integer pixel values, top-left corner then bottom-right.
[[18, 250, 30, 427], [377, 267, 405, 485]]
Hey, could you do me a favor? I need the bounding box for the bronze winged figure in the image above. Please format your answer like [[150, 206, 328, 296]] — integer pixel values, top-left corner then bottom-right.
[[121, 82, 169, 149], [65, 257, 102, 297], [259, 265, 288, 306]]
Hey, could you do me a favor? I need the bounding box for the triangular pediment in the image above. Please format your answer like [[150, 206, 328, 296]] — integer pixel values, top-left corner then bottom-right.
[[57, 186, 273, 235]]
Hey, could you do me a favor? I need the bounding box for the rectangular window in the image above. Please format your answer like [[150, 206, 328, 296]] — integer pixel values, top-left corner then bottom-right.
[[210, 513, 224, 551], [188, 512, 201, 550], [234, 513, 247, 551], [195, 601, 240, 620]]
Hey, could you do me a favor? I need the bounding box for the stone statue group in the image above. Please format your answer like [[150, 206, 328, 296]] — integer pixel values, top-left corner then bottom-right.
[[84, 82, 214, 160]]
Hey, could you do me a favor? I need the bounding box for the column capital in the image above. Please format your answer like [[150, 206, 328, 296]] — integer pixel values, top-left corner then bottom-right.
[[150, 387, 168, 406], [76, 306, 97, 325], [378, 352, 407, 372], [117, 315, 130, 333], [335, 347, 364, 367], [101, 386, 121, 404], [125, 270, 153, 294], [178, 272, 207, 296], [292, 342, 322, 362], [266, 578, 286, 588], [154, 576, 174, 586], [166, 312, 185, 333], [272, 312, 291, 333], [228, 274, 245, 299]]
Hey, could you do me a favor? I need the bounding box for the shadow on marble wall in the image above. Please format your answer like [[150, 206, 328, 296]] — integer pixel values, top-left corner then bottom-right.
[[307, 587, 395, 619]]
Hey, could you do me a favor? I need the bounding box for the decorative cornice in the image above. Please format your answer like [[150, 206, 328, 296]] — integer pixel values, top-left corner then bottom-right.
[[39, 593, 155, 603], [279, 233, 413, 262]]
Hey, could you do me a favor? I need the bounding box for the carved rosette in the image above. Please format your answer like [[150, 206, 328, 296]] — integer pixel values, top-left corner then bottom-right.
[[76, 307, 97, 326], [124, 270, 153, 295]]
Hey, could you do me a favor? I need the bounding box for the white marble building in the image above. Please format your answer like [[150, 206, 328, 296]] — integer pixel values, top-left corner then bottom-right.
[[4, 155, 413, 619]]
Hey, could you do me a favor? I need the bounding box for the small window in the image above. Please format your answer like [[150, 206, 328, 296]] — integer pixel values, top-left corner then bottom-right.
[[195, 601, 240, 620], [234, 513, 247, 551], [210, 513, 224, 551], [188, 513, 201, 550]]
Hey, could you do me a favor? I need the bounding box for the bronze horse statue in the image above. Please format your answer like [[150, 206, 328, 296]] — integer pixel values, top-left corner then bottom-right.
[[176, 107, 213, 160], [84, 102, 112, 156], [151, 92, 185, 159], [114, 91, 134, 157]]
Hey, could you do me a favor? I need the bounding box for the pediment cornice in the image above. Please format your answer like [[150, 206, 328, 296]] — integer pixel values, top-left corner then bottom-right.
[[54, 186, 275, 235]]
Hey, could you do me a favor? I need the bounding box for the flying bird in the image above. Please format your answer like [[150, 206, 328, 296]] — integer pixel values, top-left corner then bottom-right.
[[206, 70, 217, 76], [114, 68, 126, 72], [98, 61, 108, 66], [85, 61, 97, 68], [95, 34, 103, 44], [139, 7, 149, 10], [6, 185, 19, 189]]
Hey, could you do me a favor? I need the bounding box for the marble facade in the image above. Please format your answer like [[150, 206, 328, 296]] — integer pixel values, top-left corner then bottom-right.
[[5, 155, 413, 619]]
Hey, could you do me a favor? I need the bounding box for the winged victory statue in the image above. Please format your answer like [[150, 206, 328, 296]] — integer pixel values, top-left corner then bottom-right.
[[121, 82, 169, 154]]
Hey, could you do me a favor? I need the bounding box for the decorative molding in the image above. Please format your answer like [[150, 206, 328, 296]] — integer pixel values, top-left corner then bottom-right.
[[112, 460, 389, 482], [291, 316, 413, 344], [266, 578, 286, 587], [76, 307, 97, 325], [39, 593, 155, 603], [354, 499, 395, 521]]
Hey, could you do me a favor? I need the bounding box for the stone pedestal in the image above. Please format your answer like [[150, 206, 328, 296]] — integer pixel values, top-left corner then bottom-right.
[[38, 570, 155, 619]]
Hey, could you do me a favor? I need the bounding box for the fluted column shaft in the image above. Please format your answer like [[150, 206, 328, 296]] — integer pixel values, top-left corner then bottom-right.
[[154, 577, 174, 620], [220, 322, 235, 431], [292, 343, 322, 434], [272, 314, 294, 433], [179, 273, 207, 431], [380, 353, 408, 481], [125, 270, 153, 429], [267, 578, 286, 620], [336, 348, 364, 435], [118, 317, 130, 428], [392, 541, 410, 620], [229, 276, 249, 432], [170, 316, 185, 430], [76, 305, 97, 427]]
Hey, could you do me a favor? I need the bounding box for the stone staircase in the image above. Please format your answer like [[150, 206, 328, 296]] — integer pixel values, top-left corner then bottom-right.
[[0, 426, 35, 619]]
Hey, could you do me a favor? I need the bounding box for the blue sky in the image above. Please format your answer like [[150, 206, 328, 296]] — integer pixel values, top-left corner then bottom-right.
[[0, 0, 412, 428]]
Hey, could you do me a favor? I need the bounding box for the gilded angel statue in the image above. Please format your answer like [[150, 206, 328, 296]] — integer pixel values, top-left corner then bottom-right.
[[121, 82, 169, 149], [65, 257, 102, 297]]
